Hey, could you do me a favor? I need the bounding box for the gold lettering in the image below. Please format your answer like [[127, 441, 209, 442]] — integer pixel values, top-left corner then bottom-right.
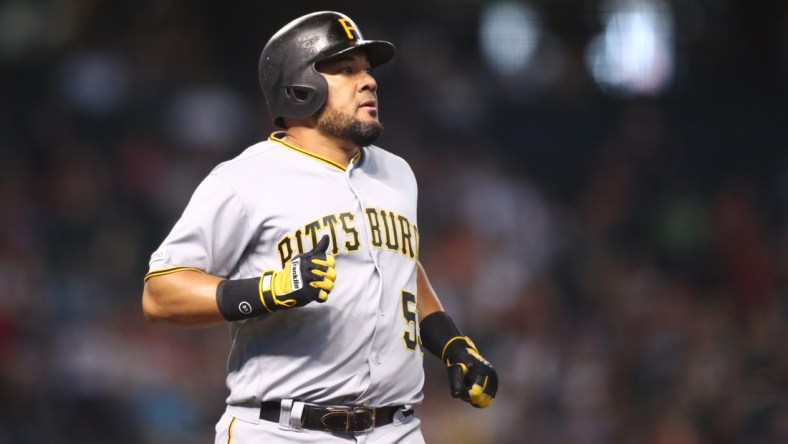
[[365, 208, 382, 247], [322, 214, 341, 255], [413, 225, 420, 260], [340, 212, 360, 252], [294, 229, 304, 255], [277, 237, 294, 269], [381, 210, 400, 252], [398, 215, 414, 259], [304, 220, 322, 248], [338, 18, 357, 40]]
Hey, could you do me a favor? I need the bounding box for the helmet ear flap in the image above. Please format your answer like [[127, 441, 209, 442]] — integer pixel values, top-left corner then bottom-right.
[[272, 72, 328, 127], [274, 87, 314, 127], [285, 87, 310, 102]]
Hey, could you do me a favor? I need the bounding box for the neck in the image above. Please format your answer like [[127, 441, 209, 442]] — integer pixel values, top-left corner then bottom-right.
[[282, 126, 359, 167]]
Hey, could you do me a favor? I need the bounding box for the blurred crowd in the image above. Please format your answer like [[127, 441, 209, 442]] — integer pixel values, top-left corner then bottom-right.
[[1, 1, 787, 443]]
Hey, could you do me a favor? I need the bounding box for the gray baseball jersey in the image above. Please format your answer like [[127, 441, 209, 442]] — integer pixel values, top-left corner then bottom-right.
[[146, 132, 424, 423]]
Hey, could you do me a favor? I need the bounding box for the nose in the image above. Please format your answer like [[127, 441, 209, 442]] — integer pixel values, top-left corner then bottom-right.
[[359, 70, 377, 92]]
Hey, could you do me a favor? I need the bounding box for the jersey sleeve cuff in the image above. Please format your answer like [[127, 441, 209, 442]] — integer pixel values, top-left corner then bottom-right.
[[144, 266, 206, 282]]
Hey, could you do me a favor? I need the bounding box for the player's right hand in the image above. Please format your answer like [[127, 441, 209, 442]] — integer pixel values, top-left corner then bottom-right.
[[260, 235, 336, 311]]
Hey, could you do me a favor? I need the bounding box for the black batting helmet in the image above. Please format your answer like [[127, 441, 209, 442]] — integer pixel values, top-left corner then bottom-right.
[[259, 11, 396, 128]]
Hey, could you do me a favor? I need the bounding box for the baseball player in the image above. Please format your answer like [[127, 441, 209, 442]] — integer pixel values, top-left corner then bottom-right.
[[142, 11, 498, 443]]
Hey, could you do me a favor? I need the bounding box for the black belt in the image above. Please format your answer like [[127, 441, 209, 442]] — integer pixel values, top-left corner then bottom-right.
[[260, 401, 413, 433]]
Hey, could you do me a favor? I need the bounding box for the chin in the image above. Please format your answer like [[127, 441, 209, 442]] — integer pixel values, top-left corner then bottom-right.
[[357, 112, 379, 123]]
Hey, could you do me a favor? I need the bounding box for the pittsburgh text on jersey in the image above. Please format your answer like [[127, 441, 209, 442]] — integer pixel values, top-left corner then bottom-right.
[[276, 206, 419, 267]]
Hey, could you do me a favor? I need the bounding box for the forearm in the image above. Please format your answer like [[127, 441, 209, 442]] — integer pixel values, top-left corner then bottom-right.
[[415, 260, 498, 407], [142, 270, 226, 328], [142, 238, 335, 327], [416, 261, 444, 321], [416, 260, 460, 356]]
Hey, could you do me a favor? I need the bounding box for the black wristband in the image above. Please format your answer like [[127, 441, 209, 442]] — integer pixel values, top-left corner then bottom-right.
[[419, 311, 463, 360], [216, 277, 269, 321]]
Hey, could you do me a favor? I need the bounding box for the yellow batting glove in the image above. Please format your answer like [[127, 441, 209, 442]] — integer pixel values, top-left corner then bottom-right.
[[443, 337, 498, 408], [260, 235, 336, 311], [420, 312, 499, 408]]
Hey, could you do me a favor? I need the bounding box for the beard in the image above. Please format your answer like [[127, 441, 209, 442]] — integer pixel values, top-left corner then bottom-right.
[[315, 107, 383, 147]]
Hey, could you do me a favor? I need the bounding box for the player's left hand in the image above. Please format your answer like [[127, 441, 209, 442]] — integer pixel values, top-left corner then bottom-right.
[[442, 337, 498, 408]]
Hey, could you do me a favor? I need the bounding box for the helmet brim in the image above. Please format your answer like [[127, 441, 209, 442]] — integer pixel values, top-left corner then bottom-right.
[[320, 40, 396, 68]]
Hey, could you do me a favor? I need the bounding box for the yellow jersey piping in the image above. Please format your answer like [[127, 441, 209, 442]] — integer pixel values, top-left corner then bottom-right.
[[269, 131, 362, 171], [144, 266, 205, 282], [227, 417, 236, 443]]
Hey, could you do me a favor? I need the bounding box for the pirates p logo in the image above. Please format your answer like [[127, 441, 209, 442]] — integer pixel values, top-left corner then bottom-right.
[[338, 18, 358, 40]]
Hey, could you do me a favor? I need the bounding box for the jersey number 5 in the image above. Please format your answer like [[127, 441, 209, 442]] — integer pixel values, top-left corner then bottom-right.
[[401, 290, 419, 351]]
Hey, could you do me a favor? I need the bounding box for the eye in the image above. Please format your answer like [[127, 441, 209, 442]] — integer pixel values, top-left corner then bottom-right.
[[341, 66, 354, 74]]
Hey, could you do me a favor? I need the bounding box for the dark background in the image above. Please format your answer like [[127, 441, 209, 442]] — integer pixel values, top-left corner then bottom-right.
[[1, 0, 786, 442]]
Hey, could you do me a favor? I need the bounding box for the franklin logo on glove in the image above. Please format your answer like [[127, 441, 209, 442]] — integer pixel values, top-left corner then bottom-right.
[[289, 257, 303, 291]]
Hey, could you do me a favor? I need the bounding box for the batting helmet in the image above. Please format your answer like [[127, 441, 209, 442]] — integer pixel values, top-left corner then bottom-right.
[[259, 11, 396, 128]]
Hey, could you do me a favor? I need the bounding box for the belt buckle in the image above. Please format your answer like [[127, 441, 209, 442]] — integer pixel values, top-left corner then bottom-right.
[[320, 406, 375, 433]]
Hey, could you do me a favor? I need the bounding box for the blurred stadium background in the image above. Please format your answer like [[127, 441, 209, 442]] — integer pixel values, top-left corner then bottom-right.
[[1, 0, 787, 442]]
